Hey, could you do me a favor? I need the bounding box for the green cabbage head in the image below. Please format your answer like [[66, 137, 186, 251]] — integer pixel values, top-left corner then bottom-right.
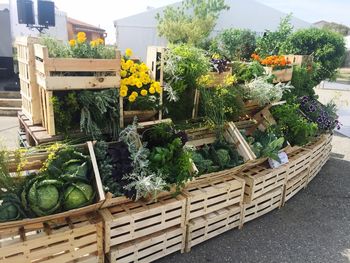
[[0, 193, 25, 222], [22, 178, 63, 217], [63, 182, 95, 210]]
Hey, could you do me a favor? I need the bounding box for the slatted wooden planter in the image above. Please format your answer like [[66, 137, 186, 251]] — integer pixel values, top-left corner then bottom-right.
[[242, 186, 283, 224], [285, 55, 312, 66], [183, 174, 244, 222], [0, 212, 104, 263], [16, 36, 42, 124], [100, 194, 186, 261], [146, 46, 166, 86], [236, 161, 288, 204], [185, 204, 242, 252], [34, 44, 121, 91], [108, 226, 184, 263], [264, 67, 293, 83], [285, 148, 312, 182], [0, 142, 105, 229], [283, 168, 309, 205]]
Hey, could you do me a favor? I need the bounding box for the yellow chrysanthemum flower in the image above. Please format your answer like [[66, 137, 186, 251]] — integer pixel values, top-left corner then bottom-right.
[[121, 85, 128, 91], [69, 39, 76, 47], [120, 70, 127, 78], [139, 63, 149, 72], [140, 89, 148, 96], [149, 87, 155, 94], [97, 38, 104, 45], [153, 81, 161, 89], [125, 48, 133, 57], [77, 32, 86, 39], [128, 94, 136, 102], [131, 91, 138, 97], [126, 59, 134, 68], [136, 81, 143, 88], [90, 40, 97, 47], [130, 66, 137, 74], [156, 86, 162, 94], [120, 89, 128, 97]]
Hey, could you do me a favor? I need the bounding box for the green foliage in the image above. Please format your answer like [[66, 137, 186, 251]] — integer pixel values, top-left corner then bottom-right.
[[0, 193, 26, 222], [41, 37, 71, 58], [216, 29, 257, 60], [164, 44, 210, 120], [256, 14, 293, 57], [271, 102, 318, 146], [321, 22, 350, 37], [282, 28, 346, 82], [232, 61, 265, 83], [63, 182, 94, 210], [283, 65, 318, 100], [250, 130, 284, 161], [156, 0, 229, 46]]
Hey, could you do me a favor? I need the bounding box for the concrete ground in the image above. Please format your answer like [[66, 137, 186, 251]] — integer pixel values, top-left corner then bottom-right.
[[157, 133, 350, 263], [0, 116, 19, 149]]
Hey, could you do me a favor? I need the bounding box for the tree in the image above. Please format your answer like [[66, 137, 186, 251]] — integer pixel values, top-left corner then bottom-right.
[[282, 28, 346, 82], [322, 22, 350, 36], [255, 14, 293, 57], [156, 0, 229, 47]]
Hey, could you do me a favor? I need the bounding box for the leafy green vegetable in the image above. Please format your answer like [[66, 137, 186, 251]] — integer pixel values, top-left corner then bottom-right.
[[0, 193, 26, 222], [63, 182, 95, 210]]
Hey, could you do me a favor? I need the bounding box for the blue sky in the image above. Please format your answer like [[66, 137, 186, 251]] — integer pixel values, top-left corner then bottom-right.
[[3, 0, 348, 43]]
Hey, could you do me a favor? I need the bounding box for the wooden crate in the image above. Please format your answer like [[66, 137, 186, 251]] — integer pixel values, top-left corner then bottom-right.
[[183, 174, 245, 222], [185, 204, 242, 252], [308, 141, 332, 183], [146, 46, 166, 86], [305, 135, 329, 160], [100, 195, 186, 254], [242, 186, 283, 224], [236, 161, 288, 204], [0, 142, 105, 229], [285, 147, 312, 182], [283, 168, 309, 205], [285, 55, 312, 66], [18, 111, 84, 146], [16, 36, 42, 124], [0, 212, 104, 263], [108, 226, 184, 263], [207, 68, 232, 87], [264, 67, 293, 83], [34, 44, 121, 91]]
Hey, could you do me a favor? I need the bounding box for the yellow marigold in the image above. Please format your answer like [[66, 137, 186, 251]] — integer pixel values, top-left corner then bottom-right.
[[120, 70, 127, 78], [69, 39, 76, 47], [131, 91, 138, 97], [128, 94, 136, 102], [120, 89, 128, 97], [126, 59, 134, 68], [90, 40, 97, 47], [130, 66, 137, 74], [136, 81, 143, 88], [156, 86, 162, 94], [149, 87, 155, 94], [97, 38, 104, 45], [121, 85, 128, 91], [140, 89, 148, 96], [77, 36, 86, 44], [224, 75, 237, 86], [125, 48, 133, 57], [128, 76, 136, 86], [139, 63, 149, 72], [77, 32, 86, 39], [153, 81, 161, 89], [121, 62, 129, 71], [121, 58, 125, 64]]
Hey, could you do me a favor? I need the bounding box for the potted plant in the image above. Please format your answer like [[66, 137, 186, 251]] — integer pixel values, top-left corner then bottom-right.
[[208, 55, 232, 86]]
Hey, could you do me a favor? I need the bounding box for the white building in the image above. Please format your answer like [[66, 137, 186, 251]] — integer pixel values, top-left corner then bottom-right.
[[114, 0, 311, 60]]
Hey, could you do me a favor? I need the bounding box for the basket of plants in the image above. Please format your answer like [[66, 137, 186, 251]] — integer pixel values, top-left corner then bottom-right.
[[94, 120, 197, 208], [119, 49, 162, 127], [251, 54, 293, 83], [207, 55, 233, 87], [0, 142, 104, 227]]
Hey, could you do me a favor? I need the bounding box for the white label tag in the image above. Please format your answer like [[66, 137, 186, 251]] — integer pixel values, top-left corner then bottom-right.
[[268, 151, 289, 169]]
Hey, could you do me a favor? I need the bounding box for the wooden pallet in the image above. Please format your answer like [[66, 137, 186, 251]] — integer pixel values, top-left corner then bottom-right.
[[0, 142, 105, 229], [146, 46, 166, 86], [16, 36, 42, 124], [185, 204, 242, 252], [242, 186, 283, 224], [18, 111, 83, 146], [34, 44, 121, 91], [108, 226, 184, 263], [0, 212, 104, 263], [264, 67, 293, 83], [283, 168, 309, 205], [236, 161, 288, 204], [183, 175, 245, 222], [100, 195, 186, 254]]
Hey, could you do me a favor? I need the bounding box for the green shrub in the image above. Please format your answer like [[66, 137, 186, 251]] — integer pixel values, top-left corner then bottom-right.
[[282, 28, 346, 82], [216, 29, 257, 60], [232, 61, 265, 83]]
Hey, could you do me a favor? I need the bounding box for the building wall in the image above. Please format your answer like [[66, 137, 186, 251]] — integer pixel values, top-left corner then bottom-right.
[[0, 7, 12, 57], [8, 0, 68, 42]]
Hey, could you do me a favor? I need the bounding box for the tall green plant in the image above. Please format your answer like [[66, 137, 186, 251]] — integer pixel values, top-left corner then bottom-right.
[[256, 14, 293, 57], [156, 0, 229, 46]]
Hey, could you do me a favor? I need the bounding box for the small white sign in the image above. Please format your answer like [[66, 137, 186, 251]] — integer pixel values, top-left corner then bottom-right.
[[268, 151, 289, 169]]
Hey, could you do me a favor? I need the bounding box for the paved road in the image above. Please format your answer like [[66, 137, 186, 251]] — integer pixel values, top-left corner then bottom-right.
[[157, 150, 350, 263]]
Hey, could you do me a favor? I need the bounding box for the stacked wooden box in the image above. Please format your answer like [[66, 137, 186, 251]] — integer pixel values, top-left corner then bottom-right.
[[100, 195, 186, 263], [0, 213, 104, 263], [183, 172, 245, 251], [16, 37, 41, 125], [33, 44, 121, 136]]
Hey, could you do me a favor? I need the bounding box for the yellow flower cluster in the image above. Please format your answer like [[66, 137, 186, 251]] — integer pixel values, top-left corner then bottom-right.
[[120, 49, 162, 103], [69, 32, 104, 48]]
